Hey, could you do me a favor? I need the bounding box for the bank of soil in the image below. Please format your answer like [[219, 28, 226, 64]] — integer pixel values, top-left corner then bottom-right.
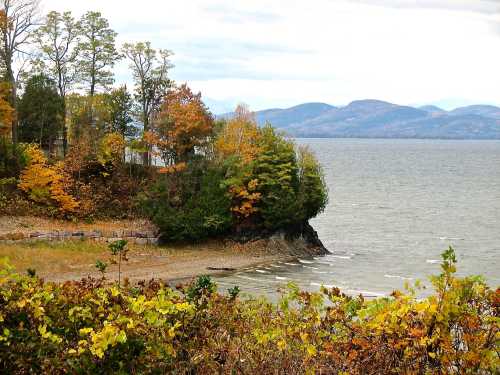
[[0, 216, 328, 284]]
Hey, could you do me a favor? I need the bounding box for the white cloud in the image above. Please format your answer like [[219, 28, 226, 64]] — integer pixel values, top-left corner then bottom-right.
[[42, 0, 500, 112]]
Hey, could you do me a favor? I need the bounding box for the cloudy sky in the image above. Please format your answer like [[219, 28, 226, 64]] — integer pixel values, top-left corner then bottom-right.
[[43, 0, 500, 113]]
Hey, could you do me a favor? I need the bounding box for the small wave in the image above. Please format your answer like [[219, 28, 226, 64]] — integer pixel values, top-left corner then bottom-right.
[[269, 264, 282, 268], [426, 259, 440, 264], [303, 265, 319, 270], [315, 262, 334, 266], [439, 236, 464, 241], [298, 259, 315, 264], [275, 276, 288, 280], [329, 255, 352, 260], [255, 269, 269, 274], [312, 270, 328, 274], [384, 274, 413, 280], [284, 262, 301, 266], [236, 275, 263, 282]]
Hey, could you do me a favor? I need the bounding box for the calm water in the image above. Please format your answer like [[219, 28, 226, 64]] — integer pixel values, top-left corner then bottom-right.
[[214, 139, 500, 298]]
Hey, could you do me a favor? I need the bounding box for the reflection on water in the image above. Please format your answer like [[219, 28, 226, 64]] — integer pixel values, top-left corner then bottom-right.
[[214, 139, 500, 299]]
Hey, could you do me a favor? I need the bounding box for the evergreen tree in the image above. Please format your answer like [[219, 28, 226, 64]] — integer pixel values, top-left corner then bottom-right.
[[106, 85, 135, 137], [18, 74, 64, 154]]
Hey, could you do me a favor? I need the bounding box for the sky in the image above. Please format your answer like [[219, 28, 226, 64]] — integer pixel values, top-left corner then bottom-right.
[[42, 0, 500, 113]]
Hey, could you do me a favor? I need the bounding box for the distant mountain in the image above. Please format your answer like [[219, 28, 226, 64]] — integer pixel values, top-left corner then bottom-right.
[[419, 105, 446, 114], [220, 101, 500, 139], [449, 105, 500, 120]]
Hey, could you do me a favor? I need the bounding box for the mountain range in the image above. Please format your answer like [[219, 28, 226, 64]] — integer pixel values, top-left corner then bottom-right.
[[221, 100, 500, 139]]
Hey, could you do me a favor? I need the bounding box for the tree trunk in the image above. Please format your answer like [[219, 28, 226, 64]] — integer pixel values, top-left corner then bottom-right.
[[5, 62, 17, 144]]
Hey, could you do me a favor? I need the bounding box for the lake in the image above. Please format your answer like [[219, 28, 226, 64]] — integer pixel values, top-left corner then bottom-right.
[[213, 139, 500, 298]]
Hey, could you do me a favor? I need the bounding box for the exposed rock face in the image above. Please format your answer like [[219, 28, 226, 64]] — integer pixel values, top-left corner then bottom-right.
[[229, 221, 329, 257]]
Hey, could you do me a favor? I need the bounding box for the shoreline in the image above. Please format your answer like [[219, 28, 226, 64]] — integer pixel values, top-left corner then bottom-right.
[[0, 216, 327, 285]]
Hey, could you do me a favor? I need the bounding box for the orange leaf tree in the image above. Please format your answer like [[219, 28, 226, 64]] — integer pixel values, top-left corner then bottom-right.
[[146, 84, 214, 167], [18, 144, 79, 213]]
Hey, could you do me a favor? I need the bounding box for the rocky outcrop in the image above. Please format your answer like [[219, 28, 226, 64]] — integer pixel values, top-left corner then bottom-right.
[[228, 221, 329, 257]]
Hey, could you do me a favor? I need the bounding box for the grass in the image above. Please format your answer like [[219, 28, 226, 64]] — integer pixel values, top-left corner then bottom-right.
[[0, 240, 110, 276], [0, 238, 243, 281]]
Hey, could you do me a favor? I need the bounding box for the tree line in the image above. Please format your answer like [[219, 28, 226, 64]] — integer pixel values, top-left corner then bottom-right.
[[0, 0, 328, 242], [1, 0, 171, 163]]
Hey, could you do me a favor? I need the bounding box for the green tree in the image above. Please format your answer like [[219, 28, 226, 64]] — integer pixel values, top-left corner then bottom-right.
[[105, 85, 135, 137], [253, 124, 300, 230], [77, 11, 120, 97], [143, 161, 232, 241], [17, 74, 64, 154], [34, 10, 79, 155], [296, 146, 328, 221]]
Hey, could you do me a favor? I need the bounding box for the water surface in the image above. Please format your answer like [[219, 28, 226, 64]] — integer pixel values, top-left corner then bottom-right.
[[214, 139, 500, 298]]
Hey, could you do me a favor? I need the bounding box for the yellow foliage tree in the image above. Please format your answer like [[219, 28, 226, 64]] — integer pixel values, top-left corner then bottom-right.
[[215, 104, 262, 164], [0, 82, 14, 137], [97, 132, 126, 167], [215, 105, 264, 221], [18, 145, 79, 213]]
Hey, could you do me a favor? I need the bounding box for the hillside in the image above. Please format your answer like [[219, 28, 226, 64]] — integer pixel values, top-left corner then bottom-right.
[[221, 101, 500, 139]]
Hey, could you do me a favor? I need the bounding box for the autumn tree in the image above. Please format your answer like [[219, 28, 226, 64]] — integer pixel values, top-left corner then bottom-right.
[[0, 81, 14, 137], [215, 104, 261, 164], [34, 10, 79, 155], [18, 144, 79, 213], [78, 11, 120, 97], [123, 41, 172, 164], [215, 104, 263, 221], [0, 0, 41, 143], [147, 84, 214, 168], [17, 74, 64, 153]]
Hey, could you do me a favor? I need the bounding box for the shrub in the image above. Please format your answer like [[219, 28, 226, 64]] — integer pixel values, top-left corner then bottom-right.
[[142, 162, 232, 241], [0, 248, 497, 374]]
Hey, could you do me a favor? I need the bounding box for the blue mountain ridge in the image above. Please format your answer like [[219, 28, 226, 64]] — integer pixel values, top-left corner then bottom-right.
[[219, 100, 500, 139]]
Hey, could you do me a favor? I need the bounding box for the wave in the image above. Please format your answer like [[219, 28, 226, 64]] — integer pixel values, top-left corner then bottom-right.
[[298, 259, 315, 264], [275, 276, 288, 280], [426, 259, 441, 264], [302, 265, 319, 270], [284, 262, 301, 266], [384, 274, 413, 280], [255, 269, 269, 274], [328, 255, 352, 260]]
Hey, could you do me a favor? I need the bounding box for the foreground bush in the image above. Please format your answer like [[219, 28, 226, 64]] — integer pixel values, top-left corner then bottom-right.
[[0, 247, 498, 374]]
